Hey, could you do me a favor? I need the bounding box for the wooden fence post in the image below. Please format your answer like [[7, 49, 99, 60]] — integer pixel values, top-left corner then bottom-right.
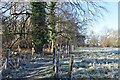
[[0, 69, 2, 80], [67, 45, 69, 54], [53, 46, 61, 79], [68, 55, 74, 80], [56, 46, 60, 78], [18, 45, 21, 53], [6, 48, 10, 68], [32, 47, 35, 55], [53, 47, 57, 78]]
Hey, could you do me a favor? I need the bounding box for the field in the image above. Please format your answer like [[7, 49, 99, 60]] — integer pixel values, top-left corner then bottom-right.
[[1, 48, 120, 80]]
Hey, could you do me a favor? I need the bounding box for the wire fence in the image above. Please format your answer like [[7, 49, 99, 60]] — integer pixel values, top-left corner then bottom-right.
[[1, 48, 120, 79]]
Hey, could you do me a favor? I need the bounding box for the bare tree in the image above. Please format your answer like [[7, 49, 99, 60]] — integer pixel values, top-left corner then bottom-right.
[[99, 28, 118, 47], [0, 0, 107, 53], [88, 31, 98, 47]]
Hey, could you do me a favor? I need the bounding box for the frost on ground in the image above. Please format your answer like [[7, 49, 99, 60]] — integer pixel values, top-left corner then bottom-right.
[[2, 49, 120, 79]]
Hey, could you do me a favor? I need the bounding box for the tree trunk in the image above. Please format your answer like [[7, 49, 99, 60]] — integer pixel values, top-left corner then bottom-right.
[[51, 40, 54, 53], [35, 45, 43, 54]]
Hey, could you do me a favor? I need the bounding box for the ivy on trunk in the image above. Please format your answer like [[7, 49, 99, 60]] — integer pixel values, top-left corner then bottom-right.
[[31, 2, 49, 53]]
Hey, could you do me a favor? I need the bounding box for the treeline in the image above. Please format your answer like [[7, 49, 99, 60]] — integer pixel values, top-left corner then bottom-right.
[[0, 1, 106, 53], [86, 28, 119, 47]]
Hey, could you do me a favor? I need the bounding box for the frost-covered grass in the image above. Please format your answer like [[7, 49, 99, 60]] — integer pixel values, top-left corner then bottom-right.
[[57, 51, 119, 78], [2, 49, 120, 79]]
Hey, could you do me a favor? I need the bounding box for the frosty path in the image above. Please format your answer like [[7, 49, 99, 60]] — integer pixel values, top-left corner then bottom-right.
[[2, 54, 54, 79]]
